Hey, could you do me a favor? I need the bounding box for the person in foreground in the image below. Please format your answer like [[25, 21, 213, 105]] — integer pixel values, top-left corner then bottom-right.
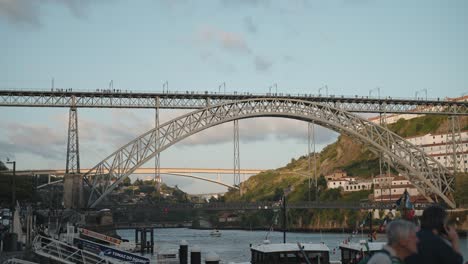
[[366, 219, 418, 264], [405, 205, 463, 264]]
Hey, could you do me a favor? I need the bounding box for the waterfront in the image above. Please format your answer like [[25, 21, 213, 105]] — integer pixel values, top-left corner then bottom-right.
[[118, 228, 468, 263]]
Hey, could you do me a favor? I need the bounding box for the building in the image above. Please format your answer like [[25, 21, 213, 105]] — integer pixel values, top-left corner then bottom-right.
[[325, 170, 347, 181], [404, 131, 468, 172], [327, 177, 372, 192], [372, 174, 422, 202]]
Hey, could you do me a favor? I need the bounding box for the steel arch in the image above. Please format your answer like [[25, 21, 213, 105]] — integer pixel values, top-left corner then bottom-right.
[[162, 172, 238, 189], [84, 98, 456, 208]]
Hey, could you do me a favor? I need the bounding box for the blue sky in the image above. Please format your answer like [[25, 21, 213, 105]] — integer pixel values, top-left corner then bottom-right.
[[1, 0, 467, 194]]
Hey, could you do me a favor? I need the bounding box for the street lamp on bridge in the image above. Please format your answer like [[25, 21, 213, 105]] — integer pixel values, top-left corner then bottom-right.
[[218, 82, 226, 93], [269, 83, 277, 95], [415, 88, 427, 100], [369, 87, 380, 99], [318, 85, 328, 96]]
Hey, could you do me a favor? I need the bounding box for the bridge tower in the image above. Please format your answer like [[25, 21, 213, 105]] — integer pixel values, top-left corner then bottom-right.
[[446, 116, 465, 173], [234, 120, 241, 194], [64, 96, 84, 209], [154, 97, 161, 191], [307, 122, 318, 201]]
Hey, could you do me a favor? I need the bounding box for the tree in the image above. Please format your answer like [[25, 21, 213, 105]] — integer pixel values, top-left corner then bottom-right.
[[122, 177, 131, 186], [0, 161, 7, 171]]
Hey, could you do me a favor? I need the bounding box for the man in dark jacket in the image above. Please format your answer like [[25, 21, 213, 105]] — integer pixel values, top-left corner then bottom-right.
[[405, 205, 463, 264]]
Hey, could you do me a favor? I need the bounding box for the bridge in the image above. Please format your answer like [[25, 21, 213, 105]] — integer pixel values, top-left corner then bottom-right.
[[13, 167, 265, 190], [16, 167, 264, 175], [0, 89, 466, 114], [1, 89, 466, 209], [106, 201, 434, 212]]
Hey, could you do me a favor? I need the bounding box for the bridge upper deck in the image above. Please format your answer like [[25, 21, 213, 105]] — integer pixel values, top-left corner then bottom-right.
[[0, 89, 466, 115]]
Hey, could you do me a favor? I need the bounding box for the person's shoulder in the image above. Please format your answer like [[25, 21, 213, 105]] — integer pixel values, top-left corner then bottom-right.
[[367, 252, 392, 264]]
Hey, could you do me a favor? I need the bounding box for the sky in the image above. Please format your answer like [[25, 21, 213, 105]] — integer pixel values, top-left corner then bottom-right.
[[1, 0, 467, 194]]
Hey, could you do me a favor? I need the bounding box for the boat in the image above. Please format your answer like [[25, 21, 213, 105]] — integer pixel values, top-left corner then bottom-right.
[[243, 240, 340, 264], [210, 229, 221, 237], [339, 240, 385, 264]]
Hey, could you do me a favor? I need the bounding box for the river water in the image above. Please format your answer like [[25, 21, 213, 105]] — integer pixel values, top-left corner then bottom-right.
[[117, 228, 468, 263]]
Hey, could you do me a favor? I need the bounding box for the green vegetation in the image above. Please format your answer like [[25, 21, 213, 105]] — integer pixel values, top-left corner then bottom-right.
[[0, 161, 7, 171], [454, 173, 468, 206], [388, 115, 447, 137]]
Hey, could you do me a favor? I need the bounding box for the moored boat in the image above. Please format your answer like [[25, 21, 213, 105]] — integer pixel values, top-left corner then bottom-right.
[[339, 240, 385, 264], [245, 240, 339, 264]]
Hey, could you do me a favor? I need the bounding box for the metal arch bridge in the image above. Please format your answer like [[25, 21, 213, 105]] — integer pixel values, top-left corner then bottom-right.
[[0, 89, 466, 115], [84, 98, 462, 209], [32, 170, 242, 190], [159, 172, 238, 189], [17, 167, 263, 175]]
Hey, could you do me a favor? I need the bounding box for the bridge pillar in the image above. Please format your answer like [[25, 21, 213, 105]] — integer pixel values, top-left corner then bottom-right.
[[233, 119, 240, 194], [66, 102, 80, 174], [63, 173, 84, 209]]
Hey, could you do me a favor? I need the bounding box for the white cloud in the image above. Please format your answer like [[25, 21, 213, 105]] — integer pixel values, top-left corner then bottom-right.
[[0, 0, 92, 27], [0, 122, 65, 159], [197, 26, 251, 54]]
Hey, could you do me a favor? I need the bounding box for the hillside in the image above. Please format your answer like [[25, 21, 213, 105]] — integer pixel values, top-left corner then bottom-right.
[[218, 114, 467, 229], [225, 114, 468, 204]]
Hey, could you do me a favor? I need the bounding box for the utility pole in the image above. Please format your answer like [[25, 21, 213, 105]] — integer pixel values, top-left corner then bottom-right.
[[282, 194, 287, 243]]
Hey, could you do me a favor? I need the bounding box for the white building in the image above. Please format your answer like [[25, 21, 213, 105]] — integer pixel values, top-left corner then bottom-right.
[[327, 177, 372, 192], [372, 175, 422, 202], [404, 131, 468, 172]]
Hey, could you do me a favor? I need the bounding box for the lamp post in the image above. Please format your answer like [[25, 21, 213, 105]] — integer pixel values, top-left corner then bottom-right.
[[369, 87, 380, 99], [6, 160, 16, 209], [282, 185, 292, 243], [269, 83, 277, 96], [318, 85, 328, 97], [218, 82, 226, 93]]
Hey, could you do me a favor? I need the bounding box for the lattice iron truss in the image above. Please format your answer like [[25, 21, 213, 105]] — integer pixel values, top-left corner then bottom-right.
[[66, 98, 80, 174], [446, 116, 465, 173], [83, 98, 458, 208], [154, 97, 161, 191], [0, 89, 466, 114], [233, 119, 241, 191]]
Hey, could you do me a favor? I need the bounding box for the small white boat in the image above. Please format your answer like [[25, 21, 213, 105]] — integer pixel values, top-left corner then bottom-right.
[[339, 240, 385, 264], [210, 229, 221, 237]]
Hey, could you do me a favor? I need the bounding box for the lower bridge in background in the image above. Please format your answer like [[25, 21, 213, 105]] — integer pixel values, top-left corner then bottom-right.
[[103, 201, 434, 212]]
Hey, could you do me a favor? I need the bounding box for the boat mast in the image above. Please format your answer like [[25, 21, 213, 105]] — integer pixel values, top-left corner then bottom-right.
[[283, 194, 287, 243]]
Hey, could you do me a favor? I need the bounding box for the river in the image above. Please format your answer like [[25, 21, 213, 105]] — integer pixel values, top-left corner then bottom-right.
[[117, 228, 468, 263]]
